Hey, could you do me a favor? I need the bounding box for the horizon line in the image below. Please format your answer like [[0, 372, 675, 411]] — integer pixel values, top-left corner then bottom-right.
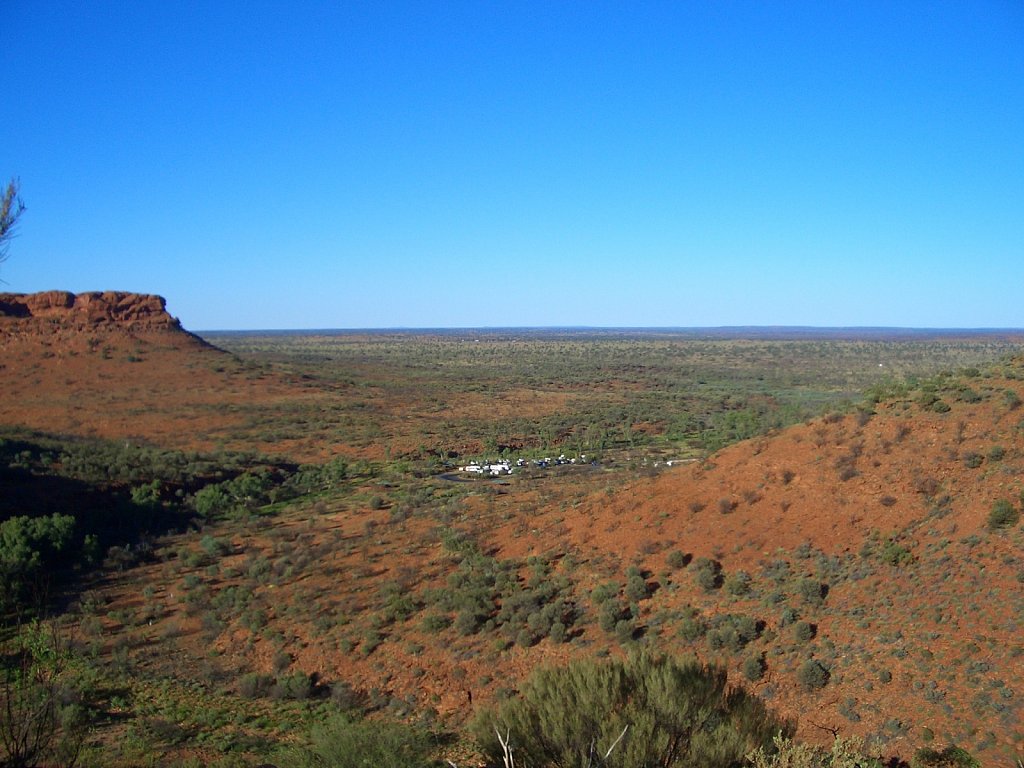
[[196, 325, 1024, 337]]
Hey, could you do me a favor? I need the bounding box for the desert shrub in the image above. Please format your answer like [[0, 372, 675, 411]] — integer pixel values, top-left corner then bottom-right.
[[724, 571, 752, 596], [706, 613, 760, 653], [957, 388, 982, 403], [987, 445, 1005, 462], [837, 465, 858, 482], [272, 671, 313, 701], [779, 606, 798, 627], [420, 613, 451, 633], [199, 535, 229, 557], [838, 697, 861, 723], [0, 621, 96, 768], [238, 672, 274, 699], [962, 452, 983, 469], [692, 558, 723, 592], [880, 540, 913, 567], [666, 549, 688, 569], [598, 600, 627, 633], [797, 578, 826, 607], [590, 582, 618, 605], [677, 608, 706, 642], [275, 713, 438, 768], [272, 651, 292, 674], [910, 745, 980, 767], [192, 485, 230, 518], [986, 498, 1019, 530], [742, 654, 765, 682], [329, 681, 361, 710], [0, 513, 76, 611], [793, 621, 816, 643], [614, 618, 637, 644], [796, 659, 830, 690], [749, 733, 883, 768], [917, 390, 951, 413], [473, 652, 789, 768], [548, 621, 567, 644], [624, 567, 650, 602]]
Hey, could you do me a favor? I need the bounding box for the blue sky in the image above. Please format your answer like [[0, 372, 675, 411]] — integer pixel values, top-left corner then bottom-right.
[[4, 2, 1023, 329]]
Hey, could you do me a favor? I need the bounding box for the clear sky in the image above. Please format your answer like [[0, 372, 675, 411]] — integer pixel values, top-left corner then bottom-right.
[[4, 2, 1023, 330]]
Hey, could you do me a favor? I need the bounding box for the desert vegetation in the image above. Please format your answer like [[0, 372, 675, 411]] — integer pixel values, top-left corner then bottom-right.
[[3, 320, 1024, 765]]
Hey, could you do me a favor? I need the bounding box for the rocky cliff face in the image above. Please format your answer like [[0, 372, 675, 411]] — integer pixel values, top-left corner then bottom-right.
[[0, 291, 182, 331]]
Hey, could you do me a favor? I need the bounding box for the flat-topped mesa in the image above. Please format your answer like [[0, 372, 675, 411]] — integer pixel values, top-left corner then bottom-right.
[[0, 290, 182, 331]]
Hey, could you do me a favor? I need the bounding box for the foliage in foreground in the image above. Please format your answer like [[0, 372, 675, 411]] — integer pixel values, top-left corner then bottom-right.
[[748, 733, 884, 767], [474, 652, 790, 768], [0, 621, 95, 768], [274, 713, 439, 768]]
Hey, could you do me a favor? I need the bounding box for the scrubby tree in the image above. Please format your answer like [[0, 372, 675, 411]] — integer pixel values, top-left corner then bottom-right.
[[0, 514, 76, 614], [1, 621, 94, 768], [474, 652, 789, 768], [0, 179, 25, 265]]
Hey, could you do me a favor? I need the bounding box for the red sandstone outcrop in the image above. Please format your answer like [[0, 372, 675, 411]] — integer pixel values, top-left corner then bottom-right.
[[0, 290, 182, 331]]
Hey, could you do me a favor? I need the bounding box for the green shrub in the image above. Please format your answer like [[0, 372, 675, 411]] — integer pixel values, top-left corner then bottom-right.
[[742, 654, 765, 682], [910, 745, 980, 767], [666, 550, 688, 569], [880, 539, 913, 567], [749, 734, 883, 768], [0, 621, 96, 768], [420, 613, 451, 633], [987, 499, 1019, 530], [0, 513, 77, 610], [793, 621, 815, 643], [962, 452, 983, 469], [473, 652, 789, 768], [276, 713, 438, 768], [677, 610, 706, 642], [624, 567, 650, 602], [724, 570, 752, 596], [692, 558, 723, 592], [192, 484, 230, 518], [797, 578, 826, 606], [272, 671, 313, 701], [706, 613, 760, 652], [796, 659, 830, 690]]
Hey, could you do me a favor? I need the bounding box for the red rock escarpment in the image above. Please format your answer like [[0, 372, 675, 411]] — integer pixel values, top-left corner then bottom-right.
[[0, 290, 182, 331]]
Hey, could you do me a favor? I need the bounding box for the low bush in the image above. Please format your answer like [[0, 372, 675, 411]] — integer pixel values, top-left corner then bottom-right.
[[796, 659, 830, 690], [910, 745, 980, 767], [275, 713, 438, 768], [987, 499, 1019, 530], [692, 558, 723, 592], [473, 652, 789, 768]]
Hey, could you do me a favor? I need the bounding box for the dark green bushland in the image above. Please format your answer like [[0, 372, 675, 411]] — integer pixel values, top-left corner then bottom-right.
[[474, 652, 789, 768]]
